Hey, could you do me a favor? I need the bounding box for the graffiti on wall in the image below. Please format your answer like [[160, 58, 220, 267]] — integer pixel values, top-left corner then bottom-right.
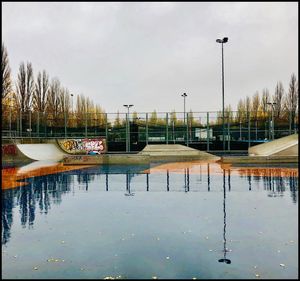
[[2, 145, 17, 156], [59, 138, 106, 154]]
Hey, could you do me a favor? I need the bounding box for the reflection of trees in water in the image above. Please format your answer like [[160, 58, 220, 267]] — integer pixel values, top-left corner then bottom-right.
[[2, 173, 73, 245], [238, 169, 298, 203]]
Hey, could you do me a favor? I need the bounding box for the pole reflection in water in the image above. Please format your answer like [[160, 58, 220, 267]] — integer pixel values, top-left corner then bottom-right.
[[146, 173, 149, 192], [167, 170, 169, 192], [218, 169, 231, 264], [184, 168, 190, 193], [207, 163, 210, 192], [125, 172, 135, 196]]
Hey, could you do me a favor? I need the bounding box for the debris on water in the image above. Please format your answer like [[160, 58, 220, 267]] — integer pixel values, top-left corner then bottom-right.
[[192, 278, 197, 280], [255, 273, 260, 278], [205, 236, 209, 240], [156, 237, 160, 241], [254, 265, 257, 269], [13, 255, 18, 258], [209, 249, 213, 252], [166, 256, 170, 260], [280, 264, 285, 267], [289, 240, 294, 243], [277, 250, 281, 253], [61, 240, 65, 244], [33, 267, 38, 270], [152, 277, 158, 279]]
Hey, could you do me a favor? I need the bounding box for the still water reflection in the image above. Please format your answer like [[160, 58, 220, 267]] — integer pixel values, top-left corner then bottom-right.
[[1, 161, 298, 279]]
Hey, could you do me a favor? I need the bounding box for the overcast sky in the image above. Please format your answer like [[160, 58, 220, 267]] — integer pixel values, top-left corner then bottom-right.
[[2, 2, 298, 113]]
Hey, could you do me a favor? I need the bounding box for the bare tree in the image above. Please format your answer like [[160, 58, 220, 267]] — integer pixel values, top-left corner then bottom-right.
[[273, 81, 284, 119], [33, 70, 49, 112], [284, 73, 298, 128], [261, 88, 270, 117], [2, 43, 12, 100], [16, 62, 35, 112], [251, 91, 260, 121], [47, 78, 61, 126]]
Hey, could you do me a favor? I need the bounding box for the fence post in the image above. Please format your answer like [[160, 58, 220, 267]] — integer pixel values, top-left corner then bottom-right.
[[207, 112, 210, 151], [186, 112, 189, 147], [37, 111, 40, 137], [29, 110, 31, 138], [146, 113, 148, 145], [105, 113, 108, 142], [85, 111, 88, 138], [248, 113, 251, 148], [64, 111, 67, 138], [166, 112, 169, 144], [289, 111, 292, 135], [20, 110, 22, 137], [227, 116, 230, 151], [9, 105, 12, 138]]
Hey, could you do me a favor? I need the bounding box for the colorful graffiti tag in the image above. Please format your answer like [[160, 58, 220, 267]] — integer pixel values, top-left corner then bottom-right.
[[59, 138, 106, 154], [2, 145, 17, 156]]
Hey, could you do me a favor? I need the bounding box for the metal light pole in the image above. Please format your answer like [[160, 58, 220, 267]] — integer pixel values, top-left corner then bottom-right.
[[181, 93, 187, 124], [216, 37, 228, 151], [123, 104, 134, 152], [267, 102, 276, 140]]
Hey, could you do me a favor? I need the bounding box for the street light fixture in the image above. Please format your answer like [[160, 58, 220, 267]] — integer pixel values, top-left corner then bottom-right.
[[216, 37, 228, 151], [181, 93, 187, 124], [123, 104, 134, 152]]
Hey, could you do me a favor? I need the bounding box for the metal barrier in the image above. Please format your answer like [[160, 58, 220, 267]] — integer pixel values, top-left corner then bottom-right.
[[1, 109, 298, 152]]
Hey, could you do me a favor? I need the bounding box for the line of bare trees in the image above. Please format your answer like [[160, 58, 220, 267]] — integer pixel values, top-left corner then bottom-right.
[[1, 43, 106, 131], [2, 42, 298, 131]]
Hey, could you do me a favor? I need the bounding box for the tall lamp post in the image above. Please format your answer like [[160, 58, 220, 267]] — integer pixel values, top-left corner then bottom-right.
[[267, 102, 276, 140], [181, 93, 187, 124], [216, 37, 228, 151], [123, 104, 134, 152]]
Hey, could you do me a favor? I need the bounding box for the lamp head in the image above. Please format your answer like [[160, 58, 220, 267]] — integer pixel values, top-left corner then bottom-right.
[[223, 37, 228, 43], [216, 39, 222, 43]]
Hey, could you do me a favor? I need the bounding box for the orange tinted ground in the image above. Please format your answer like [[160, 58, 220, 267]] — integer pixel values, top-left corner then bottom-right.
[[2, 163, 95, 190], [145, 160, 298, 178], [2, 161, 298, 190]]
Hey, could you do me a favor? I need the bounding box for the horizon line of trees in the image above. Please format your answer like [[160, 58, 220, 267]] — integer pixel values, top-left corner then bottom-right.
[[2, 42, 298, 130]]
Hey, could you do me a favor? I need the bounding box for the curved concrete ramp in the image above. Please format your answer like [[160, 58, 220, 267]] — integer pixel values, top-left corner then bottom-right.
[[139, 144, 220, 161], [17, 144, 67, 161], [248, 134, 298, 156]]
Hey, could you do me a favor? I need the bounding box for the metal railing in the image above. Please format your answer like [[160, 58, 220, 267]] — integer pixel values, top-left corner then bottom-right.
[[1, 108, 298, 152]]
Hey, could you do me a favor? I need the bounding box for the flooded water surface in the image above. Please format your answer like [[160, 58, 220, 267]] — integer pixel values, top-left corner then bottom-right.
[[1, 161, 298, 279]]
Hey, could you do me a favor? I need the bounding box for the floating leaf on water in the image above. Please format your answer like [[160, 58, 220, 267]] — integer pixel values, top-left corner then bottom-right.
[[280, 264, 285, 267]]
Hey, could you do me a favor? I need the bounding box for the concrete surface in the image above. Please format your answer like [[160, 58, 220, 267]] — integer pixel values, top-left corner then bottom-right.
[[139, 144, 220, 161], [17, 144, 67, 161], [248, 134, 298, 156]]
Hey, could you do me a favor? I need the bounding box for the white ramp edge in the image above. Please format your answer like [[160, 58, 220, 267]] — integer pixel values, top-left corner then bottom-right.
[[248, 134, 298, 156], [17, 144, 67, 161]]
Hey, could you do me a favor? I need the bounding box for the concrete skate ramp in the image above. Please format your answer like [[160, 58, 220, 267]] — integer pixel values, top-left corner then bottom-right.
[[17, 144, 67, 161], [248, 134, 298, 156], [139, 144, 220, 161]]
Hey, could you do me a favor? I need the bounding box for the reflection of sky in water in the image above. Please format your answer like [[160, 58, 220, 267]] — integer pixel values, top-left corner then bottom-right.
[[1, 162, 298, 279]]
